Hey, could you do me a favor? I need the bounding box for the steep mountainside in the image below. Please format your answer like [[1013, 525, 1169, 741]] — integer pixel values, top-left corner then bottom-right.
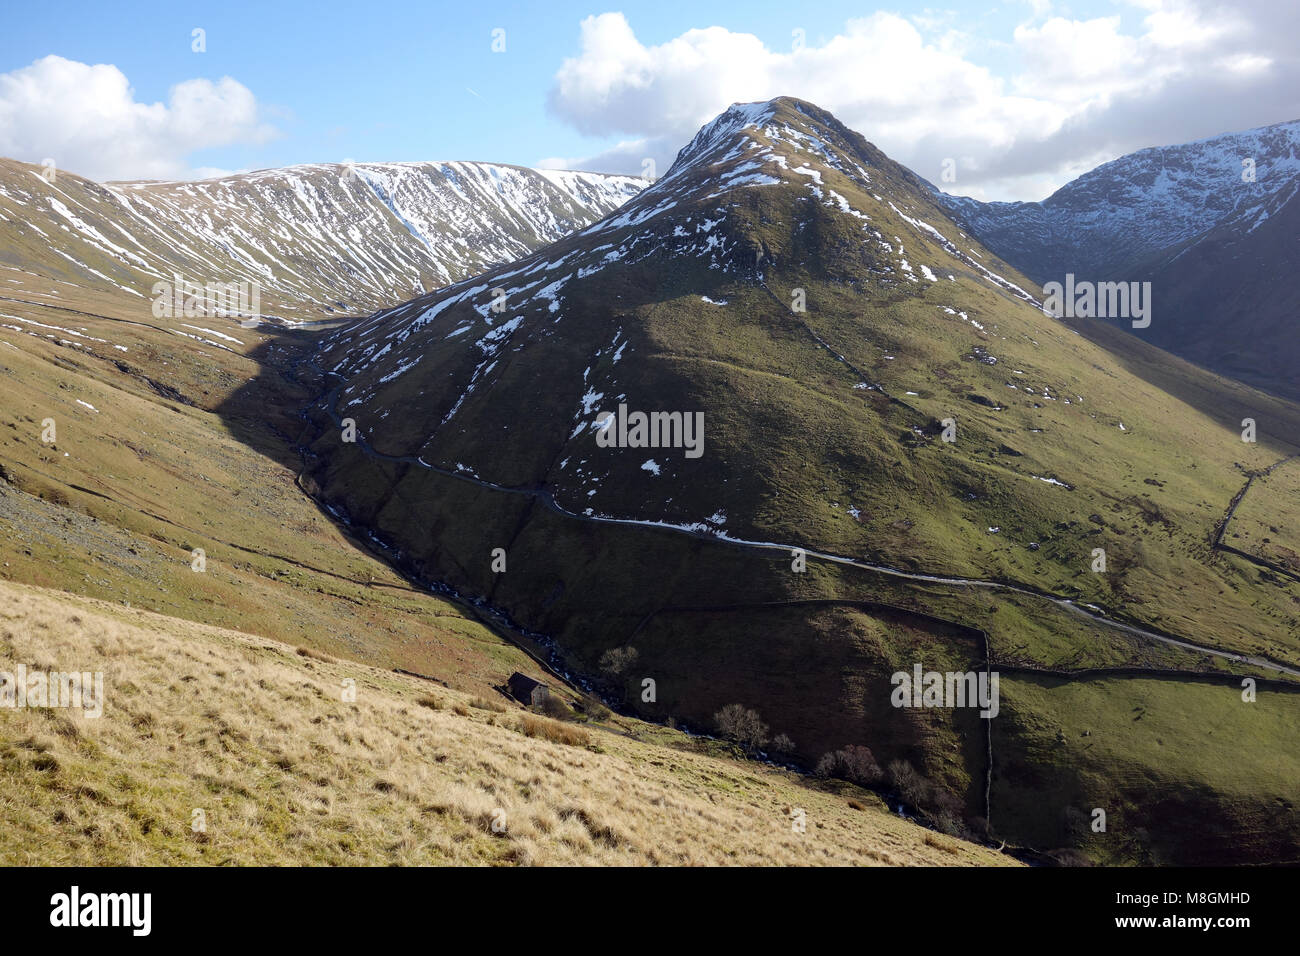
[[1122, 174, 1300, 398], [0, 124, 1026, 869], [0, 264, 554, 697], [938, 120, 1300, 399], [303, 97, 1300, 864], [0, 158, 643, 320]]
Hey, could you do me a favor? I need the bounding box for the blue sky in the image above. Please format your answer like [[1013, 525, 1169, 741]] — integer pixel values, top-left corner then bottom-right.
[[1, 0, 1295, 199]]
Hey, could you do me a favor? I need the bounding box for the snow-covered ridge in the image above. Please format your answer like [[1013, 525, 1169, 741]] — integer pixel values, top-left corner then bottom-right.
[[0, 157, 644, 318], [937, 118, 1300, 280], [108, 162, 646, 307], [328, 101, 832, 374]]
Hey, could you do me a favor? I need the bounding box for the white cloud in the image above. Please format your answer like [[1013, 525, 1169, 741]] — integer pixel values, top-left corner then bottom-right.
[[0, 55, 276, 182], [537, 138, 653, 175], [546, 2, 1297, 201]]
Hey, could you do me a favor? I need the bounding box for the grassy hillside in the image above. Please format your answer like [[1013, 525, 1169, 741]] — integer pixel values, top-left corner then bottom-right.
[[0, 279, 546, 698], [0, 277, 1014, 866], [993, 673, 1300, 865], [0, 578, 1010, 866], [1225, 458, 1300, 578], [296, 98, 1300, 863], [311, 98, 1300, 668]]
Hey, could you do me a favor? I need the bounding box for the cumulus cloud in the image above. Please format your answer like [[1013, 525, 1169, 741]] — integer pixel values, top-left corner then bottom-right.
[[546, 1, 1299, 200], [0, 55, 276, 182]]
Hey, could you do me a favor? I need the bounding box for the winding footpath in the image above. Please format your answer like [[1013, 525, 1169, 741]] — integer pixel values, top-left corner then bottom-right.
[[303, 362, 1300, 681], [293, 349, 1300, 839]]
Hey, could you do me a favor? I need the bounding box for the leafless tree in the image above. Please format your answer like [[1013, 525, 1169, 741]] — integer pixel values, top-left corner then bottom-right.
[[714, 703, 769, 754]]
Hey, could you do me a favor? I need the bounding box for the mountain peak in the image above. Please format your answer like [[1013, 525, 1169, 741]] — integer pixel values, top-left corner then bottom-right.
[[662, 96, 875, 187], [561, 97, 889, 257], [323, 94, 1044, 425], [667, 100, 779, 175]]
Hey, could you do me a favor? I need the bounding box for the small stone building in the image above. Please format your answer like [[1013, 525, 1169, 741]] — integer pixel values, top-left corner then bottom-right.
[[506, 672, 549, 706]]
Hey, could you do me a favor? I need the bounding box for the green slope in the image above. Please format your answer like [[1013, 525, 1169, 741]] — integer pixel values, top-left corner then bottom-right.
[[299, 97, 1300, 863]]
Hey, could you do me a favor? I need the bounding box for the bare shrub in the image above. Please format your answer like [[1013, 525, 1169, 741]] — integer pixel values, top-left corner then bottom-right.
[[598, 647, 639, 703], [887, 759, 930, 808], [713, 704, 769, 754], [598, 647, 639, 678], [581, 697, 612, 722], [770, 733, 797, 758], [815, 744, 881, 785], [535, 693, 572, 720]]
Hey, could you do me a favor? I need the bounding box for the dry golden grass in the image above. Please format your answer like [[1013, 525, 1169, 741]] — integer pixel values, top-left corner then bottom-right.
[[516, 713, 590, 748], [0, 579, 1015, 866]]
